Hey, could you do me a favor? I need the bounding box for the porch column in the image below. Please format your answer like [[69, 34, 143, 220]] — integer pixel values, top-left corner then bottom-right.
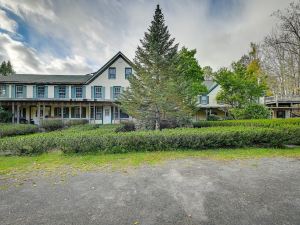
[[61, 103, 64, 121], [79, 102, 82, 119], [37, 103, 41, 125], [43, 104, 46, 120], [93, 102, 96, 124], [112, 106, 115, 124], [17, 103, 20, 124], [12, 102, 15, 123], [118, 106, 120, 123], [88, 103, 91, 123]]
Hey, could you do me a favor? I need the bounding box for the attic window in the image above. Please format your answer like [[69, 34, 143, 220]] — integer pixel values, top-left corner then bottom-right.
[[108, 67, 116, 79]]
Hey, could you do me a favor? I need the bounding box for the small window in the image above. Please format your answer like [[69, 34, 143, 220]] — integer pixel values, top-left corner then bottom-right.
[[58, 86, 66, 98], [113, 86, 121, 99], [75, 87, 82, 98], [0, 85, 6, 97], [37, 85, 45, 98], [54, 107, 69, 118], [200, 95, 209, 105], [71, 107, 80, 118], [94, 86, 102, 98], [90, 106, 102, 120], [16, 85, 24, 98], [125, 67, 132, 79], [114, 107, 119, 120], [108, 67, 116, 79], [96, 106, 102, 119]]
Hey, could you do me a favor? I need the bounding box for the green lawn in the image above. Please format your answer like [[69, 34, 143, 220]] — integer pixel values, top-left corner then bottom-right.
[[1, 147, 299, 176]]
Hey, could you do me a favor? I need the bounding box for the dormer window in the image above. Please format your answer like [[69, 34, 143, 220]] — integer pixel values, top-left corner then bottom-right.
[[108, 67, 116, 79]]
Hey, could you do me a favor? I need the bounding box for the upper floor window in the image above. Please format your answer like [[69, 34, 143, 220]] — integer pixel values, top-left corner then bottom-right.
[[94, 86, 102, 98], [16, 85, 24, 98], [108, 67, 116, 79], [75, 86, 83, 98], [37, 85, 45, 98], [125, 67, 132, 79], [0, 85, 7, 97], [59, 86, 66, 98], [200, 95, 209, 105], [113, 86, 121, 99]]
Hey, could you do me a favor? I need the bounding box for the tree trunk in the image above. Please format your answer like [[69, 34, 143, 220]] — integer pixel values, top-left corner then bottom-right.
[[155, 109, 160, 130]]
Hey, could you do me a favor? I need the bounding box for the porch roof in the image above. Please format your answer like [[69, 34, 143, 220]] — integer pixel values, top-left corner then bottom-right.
[[0, 74, 93, 84]]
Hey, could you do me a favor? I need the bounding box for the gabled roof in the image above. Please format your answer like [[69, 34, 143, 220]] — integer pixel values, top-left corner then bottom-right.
[[0, 74, 92, 84], [0, 51, 133, 85], [203, 80, 219, 94], [85, 51, 134, 84]]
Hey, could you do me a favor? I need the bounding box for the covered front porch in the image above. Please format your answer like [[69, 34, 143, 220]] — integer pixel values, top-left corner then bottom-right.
[[1, 100, 130, 125]]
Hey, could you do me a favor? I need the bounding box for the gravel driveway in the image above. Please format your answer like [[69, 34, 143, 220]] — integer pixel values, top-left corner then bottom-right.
[[1, 158, 300, 225]]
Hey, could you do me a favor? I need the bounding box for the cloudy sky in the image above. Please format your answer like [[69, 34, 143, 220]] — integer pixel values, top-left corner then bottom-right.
[[0, 0, 294, 74]]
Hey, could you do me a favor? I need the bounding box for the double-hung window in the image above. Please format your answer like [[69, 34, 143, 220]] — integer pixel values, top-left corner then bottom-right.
[[37, 85, 45, 98], [0, 85, 6, 97], [200, 95, 209, 105], [125, 67, 132, 79], [113, 86, 121, 99], [108, 67, 116, 79], [94, 86, 102, 98], [75, 86, 83, 98], [59, 86, 66, 98], [16, 85, 24, 98]]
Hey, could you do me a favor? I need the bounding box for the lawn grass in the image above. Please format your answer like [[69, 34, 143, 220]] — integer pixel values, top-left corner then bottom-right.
[[0, 147, 299, 176]]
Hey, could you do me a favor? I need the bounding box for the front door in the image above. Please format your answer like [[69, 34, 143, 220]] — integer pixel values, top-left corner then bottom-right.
[[103, 106, 111, 124]]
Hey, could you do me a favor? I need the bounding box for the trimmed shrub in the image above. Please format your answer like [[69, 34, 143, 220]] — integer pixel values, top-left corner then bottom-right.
[[59, 127, 296, 154], [230, 104, 271, 119], [193, 118, 300, 128], [65, 119, 89, 126], [0, 107, 12, 123], [115, 121, 135, 133], [0, 124, 39, 138], [40, 120, 64, 131], [207, 114, 222, 121], [1, 125, 299, 155]]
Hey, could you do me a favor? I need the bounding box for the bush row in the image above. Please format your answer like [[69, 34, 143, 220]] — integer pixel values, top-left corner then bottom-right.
[[0, 123, 39, 138], [193, 118, 300, 128], [1, 125, 299, 155]]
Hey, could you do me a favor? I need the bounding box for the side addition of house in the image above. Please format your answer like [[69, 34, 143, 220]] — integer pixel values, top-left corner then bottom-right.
[[0, 52, 133, 124], [194, 80, 228, 120]]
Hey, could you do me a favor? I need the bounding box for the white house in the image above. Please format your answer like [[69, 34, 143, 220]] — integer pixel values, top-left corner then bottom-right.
[[0, 52, 133, 124], [194, 80, 228, 120]]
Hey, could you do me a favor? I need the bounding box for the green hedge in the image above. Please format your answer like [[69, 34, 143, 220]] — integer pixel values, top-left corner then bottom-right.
[[1, 125, 299, 155], [40, 120, 64, 131], [193, 118, 300, 128], [0, 124, 39, 138]]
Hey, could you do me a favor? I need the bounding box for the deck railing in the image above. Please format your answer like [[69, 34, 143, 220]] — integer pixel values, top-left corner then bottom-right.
[[264, 95, 300, 104]]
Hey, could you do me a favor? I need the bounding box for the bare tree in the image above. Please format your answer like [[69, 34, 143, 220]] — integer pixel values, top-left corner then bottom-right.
[[261, 1, 300, 96]]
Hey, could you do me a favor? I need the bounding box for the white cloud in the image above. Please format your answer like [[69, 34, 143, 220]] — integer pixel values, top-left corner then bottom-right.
[[0, 33, 92, 74], [0, 0, 296, 74], [0, 9, 17, 33]]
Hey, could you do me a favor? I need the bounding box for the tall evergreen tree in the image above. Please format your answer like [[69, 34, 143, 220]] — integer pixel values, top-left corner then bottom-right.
[[120, 5, 179, 130], [0, 60, 15, 76]]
